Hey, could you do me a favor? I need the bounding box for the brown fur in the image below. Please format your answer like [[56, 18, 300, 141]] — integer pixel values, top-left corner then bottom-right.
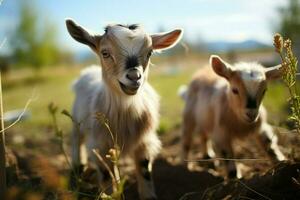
[[181, 55, 285, 178]]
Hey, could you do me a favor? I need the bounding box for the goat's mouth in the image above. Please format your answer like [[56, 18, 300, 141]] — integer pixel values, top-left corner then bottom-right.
[[119, 81, 139, 95], [244, 115, 259, 123]]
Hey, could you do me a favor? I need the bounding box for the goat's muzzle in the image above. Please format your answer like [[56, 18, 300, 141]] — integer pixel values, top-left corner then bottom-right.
[[245, 109, 259, 123], [119, 67, 142, 95]]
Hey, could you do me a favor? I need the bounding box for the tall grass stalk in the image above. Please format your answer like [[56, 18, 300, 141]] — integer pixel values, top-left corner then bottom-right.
[[0, 71, 6, 198], [274, 34, 300, 134], [94, 112, 126, 200], [0, 1, 6, 194], [48, 103, 73, 171], [49, 104, 126, 199]]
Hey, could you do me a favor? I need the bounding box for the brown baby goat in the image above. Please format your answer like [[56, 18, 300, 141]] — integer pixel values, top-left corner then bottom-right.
[[180, 55, 285, 178]]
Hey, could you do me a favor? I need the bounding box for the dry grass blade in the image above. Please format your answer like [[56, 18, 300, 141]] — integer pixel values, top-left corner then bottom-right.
[[92, 149, 117, 190], [237, 180, 272, 200], [179, 191, 201, 200], [0, 71, 6, 200], [0, 90, 36, 134], [186, 157, 268, 162], [200, 181, 225, 200]]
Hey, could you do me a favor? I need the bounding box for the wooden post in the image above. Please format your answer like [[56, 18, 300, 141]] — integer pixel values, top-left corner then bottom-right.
[[0, 71, 6, 198]]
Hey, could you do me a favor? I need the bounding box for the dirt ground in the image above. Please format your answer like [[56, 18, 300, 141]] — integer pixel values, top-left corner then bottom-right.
[[4, 127, 300, 200]]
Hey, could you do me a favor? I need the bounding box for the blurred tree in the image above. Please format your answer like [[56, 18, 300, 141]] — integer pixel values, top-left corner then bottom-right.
[[10, 1, 60, 70], [277, 0, 300, 68]]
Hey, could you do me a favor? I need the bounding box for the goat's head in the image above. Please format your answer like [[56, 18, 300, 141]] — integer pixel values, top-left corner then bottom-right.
[[66, 19, 182, 95], [210, 55, 282, 123]]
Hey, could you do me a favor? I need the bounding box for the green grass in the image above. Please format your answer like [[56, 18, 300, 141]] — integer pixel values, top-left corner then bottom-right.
[[150, 66, 194, 133], [2, 67, 78, 138], [1, 63, 290, 139], [263, 82, 289, 125]]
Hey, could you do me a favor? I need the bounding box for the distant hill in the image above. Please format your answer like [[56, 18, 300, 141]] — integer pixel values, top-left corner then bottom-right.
[[205, 39, 271, 52], [73, 39, 272, 62]]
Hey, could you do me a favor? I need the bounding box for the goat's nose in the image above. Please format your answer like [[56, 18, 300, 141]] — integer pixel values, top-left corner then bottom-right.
[[126, 69, 141, 82], [246, 97, 257, 109]]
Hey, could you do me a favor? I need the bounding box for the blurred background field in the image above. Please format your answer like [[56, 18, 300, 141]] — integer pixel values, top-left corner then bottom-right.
[[0, 0, 299, 140], [1, 52, 290, 139]]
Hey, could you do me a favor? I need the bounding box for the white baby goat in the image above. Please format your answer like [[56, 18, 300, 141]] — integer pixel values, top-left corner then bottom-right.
[[181, 55, 285, 178], [66, 19, 182, 199]]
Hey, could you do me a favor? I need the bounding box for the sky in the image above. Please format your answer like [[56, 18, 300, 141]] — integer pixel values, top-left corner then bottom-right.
[[0, 0, 287, 53]]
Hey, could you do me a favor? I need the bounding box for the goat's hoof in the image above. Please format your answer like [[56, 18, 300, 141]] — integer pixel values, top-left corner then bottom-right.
[[228, 169, 237, 179]]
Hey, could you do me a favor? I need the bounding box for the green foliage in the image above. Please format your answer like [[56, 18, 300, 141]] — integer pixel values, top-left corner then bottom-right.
[[274, 33, 300, 133], [10, 1, 60, 70]]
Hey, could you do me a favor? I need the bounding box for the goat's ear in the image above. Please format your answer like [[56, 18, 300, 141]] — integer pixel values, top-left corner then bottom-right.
[[265, 65, 282, 80], [151, 29, 183, 50], [66, 19, 101, 52], [210, 55, 233, 79]]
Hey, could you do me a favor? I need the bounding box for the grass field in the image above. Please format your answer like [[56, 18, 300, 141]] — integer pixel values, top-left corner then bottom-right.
[[2, 58, 290, 140], [2, 55, 297, 200]]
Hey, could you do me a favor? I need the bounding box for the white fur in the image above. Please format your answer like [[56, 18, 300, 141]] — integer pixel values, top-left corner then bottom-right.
[[235, 62, 266, 96], [67, 20, 182, 199], [72, 65, 161, 154], [109, 25, 146, 55], [72, 65, 161, 199]]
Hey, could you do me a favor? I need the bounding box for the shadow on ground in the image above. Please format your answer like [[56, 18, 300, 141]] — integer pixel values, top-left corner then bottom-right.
[[124, 158, 223, 200]]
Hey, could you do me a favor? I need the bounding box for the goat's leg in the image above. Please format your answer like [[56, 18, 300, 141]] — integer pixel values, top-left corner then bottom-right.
[[198, 130, 209, 159], [87, 142, 113, 194], [134, 135, 160, 200], [211, 130, 236, 178], [181, 113, 196, 165], [256, 123, 286, 163]]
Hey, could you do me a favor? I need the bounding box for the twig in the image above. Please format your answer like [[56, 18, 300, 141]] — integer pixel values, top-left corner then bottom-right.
[[201, 181, 225, 200], [186, 157, 268, 162], [92, 149, 117, 192], [0, 71, 6, 200], [239, 196, 258, 200], [0, 90, 36, 134], [237, 179, 272, 200], [179, 191, 201, 200]]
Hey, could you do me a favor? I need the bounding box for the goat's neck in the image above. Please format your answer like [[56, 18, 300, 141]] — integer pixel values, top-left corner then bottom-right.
[[102, 80, 145, 113]]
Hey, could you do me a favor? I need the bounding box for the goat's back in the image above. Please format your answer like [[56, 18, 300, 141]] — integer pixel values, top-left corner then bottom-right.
[[184, 66, 227, 132], [72, 66, 102, 130]]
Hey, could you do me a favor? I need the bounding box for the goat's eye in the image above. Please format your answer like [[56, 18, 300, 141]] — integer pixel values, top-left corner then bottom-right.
[[147, 50, 153, 59], [101, 50, 110, 58], [232, 88, 239, 95]]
